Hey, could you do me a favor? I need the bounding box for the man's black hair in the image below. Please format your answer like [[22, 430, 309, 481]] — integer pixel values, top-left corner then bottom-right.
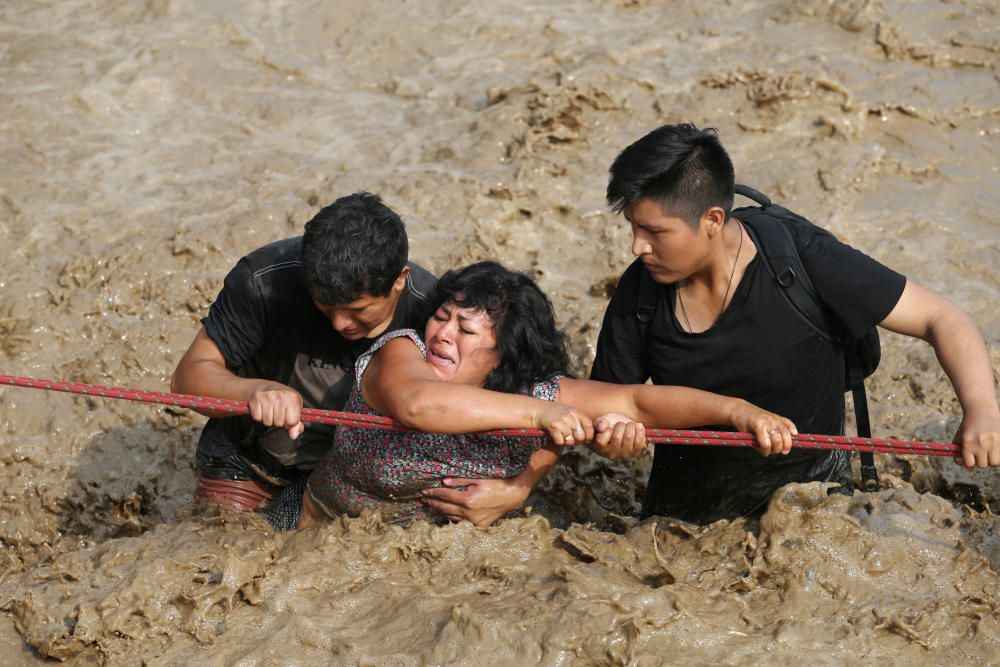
[[433, 261, 569, 394], [607, 123, 735, 227], [302, 192, 408, 305]]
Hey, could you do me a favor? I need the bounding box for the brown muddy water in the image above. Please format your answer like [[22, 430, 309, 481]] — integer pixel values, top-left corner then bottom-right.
[[1, 0, 998, 664]]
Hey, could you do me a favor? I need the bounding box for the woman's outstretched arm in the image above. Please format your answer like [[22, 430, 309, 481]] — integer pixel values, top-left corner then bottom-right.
[[362, 337, 594, 444], [558, 378, 798, 457]]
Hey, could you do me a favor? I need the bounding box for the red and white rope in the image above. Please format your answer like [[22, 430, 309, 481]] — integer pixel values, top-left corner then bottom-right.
[[0, 374, 960, 457]]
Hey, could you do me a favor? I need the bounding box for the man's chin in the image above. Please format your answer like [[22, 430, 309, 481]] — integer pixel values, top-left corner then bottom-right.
[[646, 267, 678, 284]]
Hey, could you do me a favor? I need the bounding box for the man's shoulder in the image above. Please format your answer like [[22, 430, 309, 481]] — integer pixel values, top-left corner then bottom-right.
[[591, 258, 652, 382], [404, 261, 437, 302], [737, 206, 840, 257], [390, 261, 437, 331], [212, 236, 308, 320], [607, 258, 649, 308], [620, 257, 647, 284], [238, 237, 304, 280]]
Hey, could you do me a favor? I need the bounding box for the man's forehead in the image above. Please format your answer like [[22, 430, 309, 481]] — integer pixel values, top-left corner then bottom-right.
[[341, 292, 388, 308], [314, 292, 387, 310], [626, 197, 678, 222]]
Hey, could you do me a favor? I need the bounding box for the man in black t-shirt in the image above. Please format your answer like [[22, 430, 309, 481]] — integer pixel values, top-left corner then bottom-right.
[[590, 123, 1000, 524], [171, 192, 437, 511]]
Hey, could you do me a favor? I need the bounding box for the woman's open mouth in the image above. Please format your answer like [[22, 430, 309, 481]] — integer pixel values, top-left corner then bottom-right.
[[428, 348, 455, 367]]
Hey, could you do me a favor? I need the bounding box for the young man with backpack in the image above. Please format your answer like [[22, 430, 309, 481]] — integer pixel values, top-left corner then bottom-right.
[[589, 123, 1000, 524], [171, 192, 438, 511]]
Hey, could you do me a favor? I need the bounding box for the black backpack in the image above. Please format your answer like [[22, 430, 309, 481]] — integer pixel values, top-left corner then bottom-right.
[[635, 184, 881, 491]]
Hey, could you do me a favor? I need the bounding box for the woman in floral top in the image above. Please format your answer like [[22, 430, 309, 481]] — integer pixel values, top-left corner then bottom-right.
[[295, 261, 796, 528], [303, 327, 562, 523]]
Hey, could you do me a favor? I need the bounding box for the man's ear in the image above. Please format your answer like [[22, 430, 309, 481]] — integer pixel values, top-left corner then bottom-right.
[[392, 265, 410, 292], [701, 206, 727, 238]]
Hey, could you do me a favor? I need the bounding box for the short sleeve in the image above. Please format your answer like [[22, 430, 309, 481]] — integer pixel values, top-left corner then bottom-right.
[[795, 227, 907, 341], [590, 259, 652, 384], [202, 258, 269, 370], [529, 375, 563, 401], [353, 329, 425, 383]]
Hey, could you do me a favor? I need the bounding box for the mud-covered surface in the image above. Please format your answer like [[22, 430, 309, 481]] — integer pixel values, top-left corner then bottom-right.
[[0, 0, 998, 664], [2, 483, 999, 664]]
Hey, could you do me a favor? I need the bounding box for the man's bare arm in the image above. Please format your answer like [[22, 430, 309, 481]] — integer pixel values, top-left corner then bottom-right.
[[171, 327, 305, 438], [879, 280, 1000, 468]]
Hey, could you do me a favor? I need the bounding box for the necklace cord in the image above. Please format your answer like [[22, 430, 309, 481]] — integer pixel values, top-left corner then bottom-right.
[[677, 220, 744, 332]]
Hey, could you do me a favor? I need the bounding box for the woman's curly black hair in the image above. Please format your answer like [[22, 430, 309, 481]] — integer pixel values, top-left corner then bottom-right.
[[431, 261, 569, 394]]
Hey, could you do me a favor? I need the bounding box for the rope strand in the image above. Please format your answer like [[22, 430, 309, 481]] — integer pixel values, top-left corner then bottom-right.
[[0, 374, 960, 457]]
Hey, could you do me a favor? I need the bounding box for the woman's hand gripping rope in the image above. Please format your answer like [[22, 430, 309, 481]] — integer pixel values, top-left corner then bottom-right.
[[536, 403, 594, 446]]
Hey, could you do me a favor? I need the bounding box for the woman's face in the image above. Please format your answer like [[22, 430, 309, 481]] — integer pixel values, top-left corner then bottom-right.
[[424, 300, 499, 386]]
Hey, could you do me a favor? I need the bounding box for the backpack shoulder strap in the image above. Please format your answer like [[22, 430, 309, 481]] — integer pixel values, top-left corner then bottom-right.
[[735, 184, 877, 489], [734, 190, 838, 344]]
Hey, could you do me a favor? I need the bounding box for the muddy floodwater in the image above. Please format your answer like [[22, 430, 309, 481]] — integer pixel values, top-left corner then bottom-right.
[[1, 0, 998, 664]]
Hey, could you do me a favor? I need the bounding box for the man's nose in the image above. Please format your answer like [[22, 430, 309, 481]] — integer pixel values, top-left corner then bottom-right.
[[331, 311, 353, 332], [631, 233, 651, 257]]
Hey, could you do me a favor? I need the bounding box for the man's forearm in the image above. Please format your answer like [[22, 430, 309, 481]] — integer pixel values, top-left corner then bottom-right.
[[171, 359, 263, 415], [631, 384, 743, 428], [171, 328, 278, 417], [927, 307, 999, 416]]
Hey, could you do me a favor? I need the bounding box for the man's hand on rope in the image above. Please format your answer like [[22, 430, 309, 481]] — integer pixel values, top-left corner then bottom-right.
[[953, 410, 1000, 469], [726, 399, 798, 456], [246, 380, 305, 439]]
